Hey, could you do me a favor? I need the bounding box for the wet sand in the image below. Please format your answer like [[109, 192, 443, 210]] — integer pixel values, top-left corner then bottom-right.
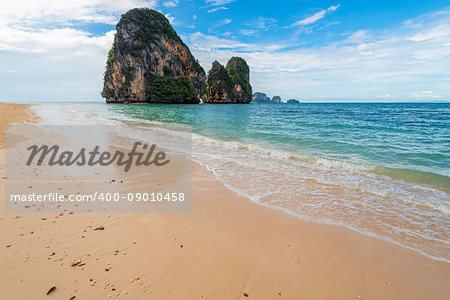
[[0, 102, 449, 299]]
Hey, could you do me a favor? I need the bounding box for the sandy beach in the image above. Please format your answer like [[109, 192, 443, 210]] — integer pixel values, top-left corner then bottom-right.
[[0, 102, 449, 299]]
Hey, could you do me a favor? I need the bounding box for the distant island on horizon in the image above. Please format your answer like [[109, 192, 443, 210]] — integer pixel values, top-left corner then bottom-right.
[[251, 92, 300, 103]]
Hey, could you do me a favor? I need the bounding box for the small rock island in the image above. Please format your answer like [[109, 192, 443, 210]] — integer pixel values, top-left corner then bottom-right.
[[251, 93, 300, 103], [252, 93, 283, 103], [251, 92, 271, 103], [102, 8, 252, 104], [204, 57, 252, 103]]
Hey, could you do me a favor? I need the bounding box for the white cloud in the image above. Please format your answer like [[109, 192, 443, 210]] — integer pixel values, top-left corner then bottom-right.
[[187, 8, 450, 100], [0, 0, 145, 101], [207, 7, 228, 13], [252, 17, 277, 30], [411, 91, 443, 99], [209, 18, 232, 30], [2, 69, 20, 73], [344, 29, 372, 44], [0, 24, 114, 57], [293, 4, 340, 26], [0, 0, 157, 26], [163, 0, 179, 8], [165, 13, 176, 23], [327, 4, 340, 13], [205, 0, 235, 6], [376, 94, 395, 98], [188, 32, 251, 51], [239, 17, 278, 36], [409, 23, 450, 42], [293, 11, 326, 26], [240, 29, 258, 36], [0, 26, 115, 101]]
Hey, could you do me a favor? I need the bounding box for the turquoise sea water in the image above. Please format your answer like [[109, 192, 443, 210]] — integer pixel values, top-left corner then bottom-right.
[[34, 102, 450, 262]]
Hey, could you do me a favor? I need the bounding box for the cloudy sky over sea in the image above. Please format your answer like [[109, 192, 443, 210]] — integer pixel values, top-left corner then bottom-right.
[[1, 0, 449, 102]]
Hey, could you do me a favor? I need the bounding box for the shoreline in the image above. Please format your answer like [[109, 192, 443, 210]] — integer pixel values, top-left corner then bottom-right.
[[0, 102, 449, 299]]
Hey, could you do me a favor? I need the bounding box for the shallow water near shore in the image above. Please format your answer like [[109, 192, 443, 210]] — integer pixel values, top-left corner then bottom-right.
[[33, 102, 450, 262]]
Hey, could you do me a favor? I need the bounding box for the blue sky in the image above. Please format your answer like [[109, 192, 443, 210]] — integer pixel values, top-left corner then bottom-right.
[[0, 0, 449, 102]]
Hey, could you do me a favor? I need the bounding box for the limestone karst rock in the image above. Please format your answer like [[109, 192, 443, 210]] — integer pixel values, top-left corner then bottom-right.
[[102, 8, 206, 103]]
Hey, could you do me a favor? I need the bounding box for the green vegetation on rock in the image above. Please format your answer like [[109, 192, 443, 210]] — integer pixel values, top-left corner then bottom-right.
[[204, 84, 210, 101], [123, 66, 136, 90], [163, 65, 174, 77], [101, 85, 113, 99], [207, 61, 233, 95], [118, 8, 181, 57], [206, 57, 252, 103], [106, 40, 115, 67], [226, 57, 252, 100], [252, 92, 271, 103], [147, 74, 197, 103], [114, 7, 204, 82], [271, 96, 282, 103], [287, 99, 299, 103]]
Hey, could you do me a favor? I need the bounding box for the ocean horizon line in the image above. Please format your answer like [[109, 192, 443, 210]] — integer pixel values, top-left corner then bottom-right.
[[1, 100, 450, 104]]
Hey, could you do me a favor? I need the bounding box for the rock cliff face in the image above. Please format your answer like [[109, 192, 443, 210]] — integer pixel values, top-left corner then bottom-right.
[[205, 61, 232, 103], [271, 96, 282, 103], [102, 8, 206, 103], [226, 57, 252, 103], [205, 57, 252, 103], [252, 93, 285, 103], [252, 92, 271, 103]]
